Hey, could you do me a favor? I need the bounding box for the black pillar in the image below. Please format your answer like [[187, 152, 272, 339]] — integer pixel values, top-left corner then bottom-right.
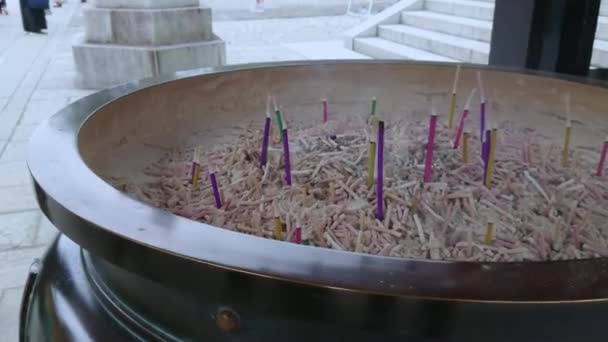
[[489, 0, 600, 76]]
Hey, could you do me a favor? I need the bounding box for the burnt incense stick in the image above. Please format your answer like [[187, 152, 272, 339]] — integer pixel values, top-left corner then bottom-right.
[[260, 111, 271, 168], [424, 111, 438, 183], [376, 120, 385, 220], [282, 126, 292, 186]]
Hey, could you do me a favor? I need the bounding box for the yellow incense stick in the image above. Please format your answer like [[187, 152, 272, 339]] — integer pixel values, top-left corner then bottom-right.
[[273, 202, 283, 240], [448, 65, 461, 129], [563, 124, 572, 167], [448, 93, 457, 129], [485, 222, 494, 244], [192, 164, 200, 187], [485, 128, 497, 188], [192, 146, 201, 187], [367, 141, 377, 188], [462, 131, 470, 163], [273, 217, 282, 240]]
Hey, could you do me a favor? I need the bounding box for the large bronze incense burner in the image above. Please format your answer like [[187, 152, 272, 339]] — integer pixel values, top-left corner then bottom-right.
[[24, 62, 608, 341]]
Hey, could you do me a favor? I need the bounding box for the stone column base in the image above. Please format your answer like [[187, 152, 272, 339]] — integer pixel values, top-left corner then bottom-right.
[[74, 1, 226, 89], [73, 36, 226, 89]]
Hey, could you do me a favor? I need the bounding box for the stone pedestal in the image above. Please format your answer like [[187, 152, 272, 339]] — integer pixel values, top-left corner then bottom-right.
[[73, 0, 226, 88]]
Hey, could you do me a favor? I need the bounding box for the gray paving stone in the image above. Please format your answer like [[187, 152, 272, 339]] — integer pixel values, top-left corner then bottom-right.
[[0, 110, 21, 141], [0, 211, 41, 251], [0, 186, 38, 214], [35, 216, 59, 246], [0, 161, 32, 187], [0, 246, 46, 290], [36, 71, 79, 90], [0, 286, 23, 342], [0, 141, 28, 163], [20, 98, 70, 125], [30, 89, 94, 101], [10, 124, 39, 142]]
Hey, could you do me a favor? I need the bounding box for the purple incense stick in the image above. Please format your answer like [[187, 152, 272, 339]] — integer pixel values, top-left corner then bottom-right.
[[424, 114, 438, 183], [480, 101, 486, 145], [210, 172, 222, 208], [483, 129, 491, 184], [282, 128, 292, 186], [477, 71, 486, 145], [376, 120, 385, 221], [259, 116, 271, 168]]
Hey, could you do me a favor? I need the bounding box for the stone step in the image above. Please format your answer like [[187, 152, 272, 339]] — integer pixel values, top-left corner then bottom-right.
[[401, 10, 492, 42], [602, 2, 608, 16], [378, 24, 489, 63], [94, 0, 199, 9], [592, 39, 608, 67], [353, 37, 457, 62], [597, 16, 608, 41], [425, 0, 494, 21]]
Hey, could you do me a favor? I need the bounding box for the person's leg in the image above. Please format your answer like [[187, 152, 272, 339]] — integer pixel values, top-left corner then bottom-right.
[[31, 8, 46, 32], [19, 0, 35, 32]]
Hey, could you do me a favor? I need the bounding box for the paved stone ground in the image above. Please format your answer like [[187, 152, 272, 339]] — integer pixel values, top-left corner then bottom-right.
[[214, 15, 369, 63], [205, 0, 398, 20], [0, 1, 367, 340]]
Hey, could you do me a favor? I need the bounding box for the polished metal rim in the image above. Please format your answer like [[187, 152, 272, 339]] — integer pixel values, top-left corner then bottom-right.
[[28, 60, 608, 302]]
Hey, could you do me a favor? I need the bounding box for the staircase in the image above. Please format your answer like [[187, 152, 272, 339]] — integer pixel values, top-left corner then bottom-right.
[[352, 0, 494, 63], [349, 0, 608, 68], [592, 2, 608, 68]]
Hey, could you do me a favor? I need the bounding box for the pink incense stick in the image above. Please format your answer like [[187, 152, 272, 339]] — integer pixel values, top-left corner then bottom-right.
[[376, 120, 385, 220], [424, 112, 438, 183], [282, 127, 292, 186], [293, 227, 302, 244], [597, 138, 608, 176], [259, 112, 271, 168], [322, 99, 328, 123], [453, 110, 468, 149], [454, 88, 476, 149], [210, 171, 222, 208]]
